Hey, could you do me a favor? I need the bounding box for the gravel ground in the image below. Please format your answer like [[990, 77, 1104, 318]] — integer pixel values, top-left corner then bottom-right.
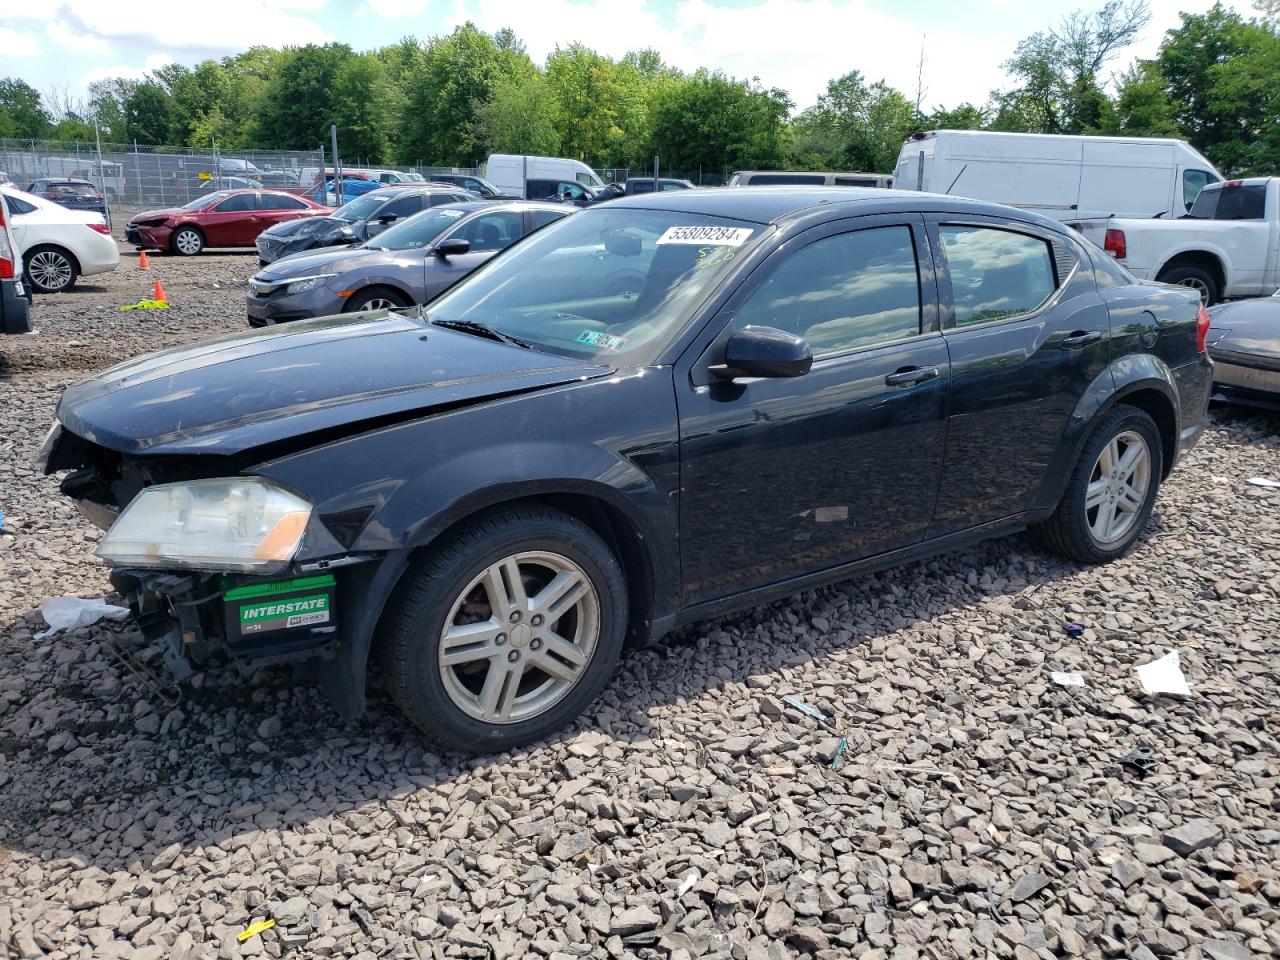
[[1, 250, 1278, 960]]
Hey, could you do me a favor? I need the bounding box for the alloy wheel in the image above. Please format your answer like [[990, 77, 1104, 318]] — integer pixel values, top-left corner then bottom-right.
[[29, 251, 72, 291], [1085, 430, 1151, 545], [1178, 276, 1210, 304], [358, 297, 397, 311], [437, 551, 600, 724], [175, 230, 202, 255]]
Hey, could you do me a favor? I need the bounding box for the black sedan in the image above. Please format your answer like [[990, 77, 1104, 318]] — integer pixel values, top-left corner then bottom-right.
[[255, 185, 473, 263], [39, 188, 1211, 753], [1207, 294, 1280, 411], [26, 178, 108, 218]]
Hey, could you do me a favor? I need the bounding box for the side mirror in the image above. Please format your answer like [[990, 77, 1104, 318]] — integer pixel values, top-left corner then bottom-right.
[[377, 213, 398, 224], [710, 326, 813, 380], [434, 238, 471, 258]]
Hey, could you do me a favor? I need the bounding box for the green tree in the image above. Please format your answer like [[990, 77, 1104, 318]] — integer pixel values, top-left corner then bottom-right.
[[124, 83, 172, 144], [169, 60, 234, 144], [544, 44, 628, 164], [399, 24, 520, 165], [1109, 61, 1181, 136], [792, 72, 914, 172], [0, 78, 51, 138], [87, 78, 137, 141], [993, 0, 1150, 133], [332, 54, 392, 163], [475, 70, 561, 156], [922, 103, 989, 130], [257, 44, 354, 150], [650, 70, 791, 175]]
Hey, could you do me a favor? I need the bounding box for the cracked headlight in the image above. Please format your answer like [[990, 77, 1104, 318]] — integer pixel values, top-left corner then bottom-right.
[[284, 274, 336, 295], [96, 478, 312, 573]]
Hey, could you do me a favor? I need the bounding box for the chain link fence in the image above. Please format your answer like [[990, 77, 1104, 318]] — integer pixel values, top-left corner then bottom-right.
[[0, 138, 481, 216]]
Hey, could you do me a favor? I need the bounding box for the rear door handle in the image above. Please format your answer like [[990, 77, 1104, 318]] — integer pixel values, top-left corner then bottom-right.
[[885, 365, 940, 386], [1062, 330, 1102, 348]]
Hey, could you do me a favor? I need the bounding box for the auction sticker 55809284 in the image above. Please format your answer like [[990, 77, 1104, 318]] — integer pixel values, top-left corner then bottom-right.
[[657, 226, 754, 246]]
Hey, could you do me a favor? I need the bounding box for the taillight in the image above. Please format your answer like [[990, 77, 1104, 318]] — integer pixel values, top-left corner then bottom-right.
[[1104, 228, 1127, 260], [87, 223, 112, 235], [1196, 303, 1211, 353], [0, 200, 12, 279]]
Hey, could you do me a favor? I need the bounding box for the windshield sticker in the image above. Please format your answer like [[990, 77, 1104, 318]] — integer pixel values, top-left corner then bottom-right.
[[657, 225, 754, 246], [695, 246, 738, 270], [576, 330, 628, 351]]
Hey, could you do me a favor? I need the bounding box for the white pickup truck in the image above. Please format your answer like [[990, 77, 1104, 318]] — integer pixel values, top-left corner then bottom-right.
[[1070, 177, 1280, 305]]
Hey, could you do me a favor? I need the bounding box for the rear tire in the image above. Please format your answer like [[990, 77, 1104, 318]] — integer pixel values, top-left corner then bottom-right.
[[381, 506, 627, 754], [343, 285, 410, 313], [1035, 405, 1162, 563], [1157, 265, 1218, 306], [171, 227, 204, 257], [24, 246, 78, 294]]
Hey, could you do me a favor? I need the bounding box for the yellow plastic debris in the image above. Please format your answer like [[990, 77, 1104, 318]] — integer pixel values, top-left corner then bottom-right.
[[119, 298, 170, 311], [237, 918, 275, 942]]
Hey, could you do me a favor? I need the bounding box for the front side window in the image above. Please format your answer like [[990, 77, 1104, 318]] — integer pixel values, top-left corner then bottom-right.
[[213, 193, 258, 213], [379, 195, 424, 220], [332, 193, 389, 222], [427, 208, 767, 363], [940, 225, 1056, 326], [450, 210, 524, 252], [365, 207, 466, 250], [1182, 169, 1214, 210], [182, 192, 227, 210], [733, 226, 922, 356]]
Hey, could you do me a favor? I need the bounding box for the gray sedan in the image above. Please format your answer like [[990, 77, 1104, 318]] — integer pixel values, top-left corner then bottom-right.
[[246, 201, 573, 326]]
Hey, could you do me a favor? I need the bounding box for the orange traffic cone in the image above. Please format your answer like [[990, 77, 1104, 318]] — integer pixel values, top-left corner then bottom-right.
[[152, 280, 167, 303], [137, 250, 150, 269]]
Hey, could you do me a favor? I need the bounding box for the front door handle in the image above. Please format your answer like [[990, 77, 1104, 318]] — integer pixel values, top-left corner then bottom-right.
[[1062, 330, 1103, 348], [885, 365, 940, 386]]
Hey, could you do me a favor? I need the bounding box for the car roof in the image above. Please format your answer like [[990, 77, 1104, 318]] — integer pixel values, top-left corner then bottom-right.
[[39, 177, 95, 185], [432, 199, 575, 214], [606, 185, 1062, 230]]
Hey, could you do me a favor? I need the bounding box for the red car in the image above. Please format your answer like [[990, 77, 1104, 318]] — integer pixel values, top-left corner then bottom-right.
[[125, 190, 328, 257]]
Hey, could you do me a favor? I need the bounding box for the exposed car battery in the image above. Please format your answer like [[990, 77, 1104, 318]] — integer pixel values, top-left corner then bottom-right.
[[223, 573, 337, 658]]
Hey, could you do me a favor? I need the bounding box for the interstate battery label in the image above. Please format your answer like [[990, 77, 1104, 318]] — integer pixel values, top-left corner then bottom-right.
[[238, 593, 331, 634]]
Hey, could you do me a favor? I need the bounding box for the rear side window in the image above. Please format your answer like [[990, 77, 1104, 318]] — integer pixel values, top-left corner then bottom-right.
[[834, 177, 878, 187], [748, 174, 825, 185], [1190, 184, 1266, 220], [213, 193, 258, 213], [940, 226, 1056, 326], [259, 194, 308, 210], [733, 226, 922, 356], [529, 209, 567, 230]]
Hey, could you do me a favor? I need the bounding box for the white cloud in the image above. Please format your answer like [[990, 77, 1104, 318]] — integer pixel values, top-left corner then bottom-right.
[[79, 53, 174, 89], [4, 0, 329, 64], [48, 20, 111, 53], [0, 25, 40, 54], [363, 0, 432, 14]]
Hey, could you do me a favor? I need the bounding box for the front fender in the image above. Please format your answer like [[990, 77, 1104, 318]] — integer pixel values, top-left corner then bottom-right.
[[1030, 355, 1180, 515], [254, 368, 681, 718]]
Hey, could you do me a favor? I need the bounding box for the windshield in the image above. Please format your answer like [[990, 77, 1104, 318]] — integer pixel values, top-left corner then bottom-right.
[[367, 207, 468, 250], [332, 193, 387, 222], [426, 208, 766, 363], [182, 192, 227, 210]]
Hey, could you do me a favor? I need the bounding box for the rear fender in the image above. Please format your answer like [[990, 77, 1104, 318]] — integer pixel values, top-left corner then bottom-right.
[[1031, 356, 1178, 515]]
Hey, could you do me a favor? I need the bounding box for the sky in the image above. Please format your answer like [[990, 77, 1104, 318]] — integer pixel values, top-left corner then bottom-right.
[[0, 0, 1257, 113]]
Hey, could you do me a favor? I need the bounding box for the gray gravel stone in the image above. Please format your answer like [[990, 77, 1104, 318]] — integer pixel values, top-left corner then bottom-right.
[[1162, 819, 1223, 856]]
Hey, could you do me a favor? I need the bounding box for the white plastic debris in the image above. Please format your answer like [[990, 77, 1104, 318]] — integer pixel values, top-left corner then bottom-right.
[[678, 870, 699, 896], [1050, 671, 1086, 688], [34, 596, 130, 640], [1135, 650, 1191, 696], [1247, 477, 1280, 489]]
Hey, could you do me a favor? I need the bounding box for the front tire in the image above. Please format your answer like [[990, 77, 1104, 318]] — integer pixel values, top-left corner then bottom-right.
[[343, 285, 410, 313], [1036, 405, 1163, 563], [171, 227, 204, 257], [1157, 265, 1218, 306], [24, 246, 78, 293], [382, 506, 628, 753]]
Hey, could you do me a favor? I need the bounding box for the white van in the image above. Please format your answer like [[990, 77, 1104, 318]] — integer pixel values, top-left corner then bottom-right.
[[483, 155, 605, 201], [893, 131, 1222, 221]]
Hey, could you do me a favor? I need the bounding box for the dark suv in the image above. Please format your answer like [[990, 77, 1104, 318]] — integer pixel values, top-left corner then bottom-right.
[[256, 185, 473, 263], [41, 188, 1211, 753], [26, 178, 108, 218]]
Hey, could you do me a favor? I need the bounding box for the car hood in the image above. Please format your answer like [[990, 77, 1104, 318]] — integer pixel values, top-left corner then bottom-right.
[[130, 206, 190, 223], [56, 312, 609, 456], [1207, 298, 1280, 363], [257, 245, 382, 280]]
